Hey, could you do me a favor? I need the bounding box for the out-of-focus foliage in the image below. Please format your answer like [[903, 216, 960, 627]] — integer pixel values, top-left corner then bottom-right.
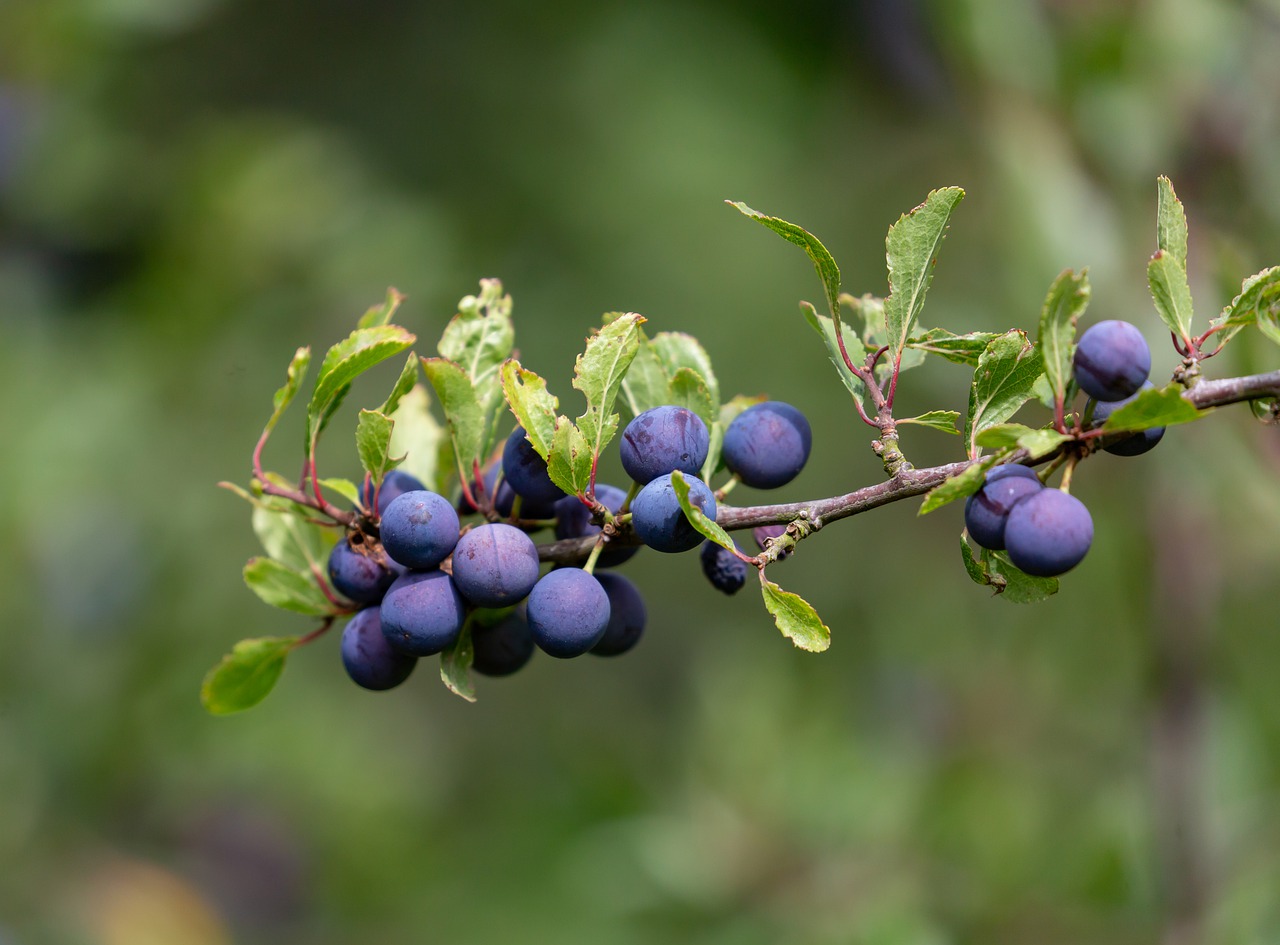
[[3, 1, 1280, 942]]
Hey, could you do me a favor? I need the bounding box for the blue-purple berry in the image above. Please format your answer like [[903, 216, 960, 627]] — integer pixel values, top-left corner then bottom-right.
[[619, 405, 710, 485], [553, 484, 637, 567], [591, 572, 647, 657], [380, 570, 466, 656], [1072, 320, 1151, 401], [700, 541, 748, 595], [630, 472, 717, 554], [964, 467, 1043, 551], [450, 523, 541, 608], [472, 611, 536, 677], [722, 401, 812, 489], [341, 606, 416, 691], [361, 469, 426, 517], [1089, 382, 1166, 456], [380, 490, 460, 570], [1004, 489, 1094, 577], [327, 536, 398, 604], [502, 426, 565, 506], [526, 569, 611, 658]]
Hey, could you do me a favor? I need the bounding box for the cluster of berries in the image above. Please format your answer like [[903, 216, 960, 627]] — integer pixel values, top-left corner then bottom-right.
[[964, 319, 1162, 576], [332, 398, 812, 691]]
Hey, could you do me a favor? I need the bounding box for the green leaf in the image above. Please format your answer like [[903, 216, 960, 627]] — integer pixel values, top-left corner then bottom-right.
[[243, 557, 334, 616], [306, 325, 416, 451], [573, 313, 645, 459], [251, 500, 338, 571], [546, 419, 593, 497], [1148, 250, 1195, 344], [884, 187, 965, 364], [356, 287, 405, 329], [315, 478, 360, 506], [960, 533, 988, 586], [264, 347, 310, 435], [387, 384, 447, 494], [649, 332, 720, 405], [704, 393, 766, 479], [959, 535, 1058, 603], [759, 573, 830, 653], [437, 279, 515, 455], [440, 624, 477, 703], [356, 409, 398, 484], [422, 357, 485, 478], [800, 301, 868, 403], [918, 458, 997, 515], [898, 410, 960, 434], [500, 360, 559, 458], [1101, 383, 1202, 433], [670, 470, 736, 551], [1156, 176, 1189, 269], [974, 423, 1071, 460], [1037, 269, 1091, 403], [379, 354, 420, 417], [619, 330, 671, 417], [667, 368, 717, 429], [201, 636, 298, 715], [728, 200, 841, 318], [906, 329, 1002, 366], [1211, 266, 1280, 348], [964, 330, 1045, 457]]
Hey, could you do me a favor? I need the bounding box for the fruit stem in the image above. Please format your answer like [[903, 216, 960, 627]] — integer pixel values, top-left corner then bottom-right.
[[582, 536, 606, 575]]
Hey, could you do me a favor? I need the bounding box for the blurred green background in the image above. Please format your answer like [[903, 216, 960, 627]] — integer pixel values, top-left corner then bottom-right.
[[3, 1, 1280, 942]]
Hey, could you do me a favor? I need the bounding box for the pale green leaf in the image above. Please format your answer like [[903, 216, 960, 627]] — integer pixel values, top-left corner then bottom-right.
[[1148, 250, 1195, 343], [379, 354, 419, 417], [960, 534, 1058, 603], [1101, 383, 1202, 433], [500, 359, 559, 458], [619, 330, 671, 417], [201, 636, 298, 715], [387, 384, 447, 494], [573, 313, 645, 457], [264, 347, 310, 435], [315, 478, 361, 506], [356, 287, 405, 329], [1156, 176, 1189, 269], [801, 301, 867, 403], [242, 557, 333, 616], [898, 410, 960, 434], [356, 409, 397, 483], [728, 200, 841, 318], [918, 458, 997, 515], [884, 187, 965, 363], [1210, 266, 1280, 348], [974, 423, 1071, 459], [422, 357, 484, 477], [670, 470, 736, 551], [437, 279, 515, 455], [649, 331, 720, 405], [306, 325, 416, 450], [906, 329, 1002, 366], [759, 573, 830, 652], [251, 500, 338, 571], [667, 368, 717, 429], [1037, 269, 1091, 403], [546, 419, 593, 497], [440, 624, 476, 703], [964, 330, 1045, 457]]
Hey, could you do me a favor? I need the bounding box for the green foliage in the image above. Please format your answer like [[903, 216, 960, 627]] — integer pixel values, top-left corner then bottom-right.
[[500, 360, 559, 457], [759, 574, 830, 653], [440, 625, 477, 703], [1100, 383, 1202, 433], [306, 325, 416, 455], [670, 470, 737, 552], [728, 200, 841, 318], [960, 534, 1059, 603], [883, 187, 965, 367], [570, 313, 645, 468], [201, 636, 299, 715], [1211, 266, 1280, 349], [918, 458, 998, 515], [242, 557, 335, 616], [899, 410, 961, 435], [906, 328, 1002, 366], [964, 331, 1046, 457], [1037, 269, 1090, 405], [975, 423, 1071, 459], [264, 347, 311, 436], [386, 384, 447, 493], [800, 300, 868, 404]]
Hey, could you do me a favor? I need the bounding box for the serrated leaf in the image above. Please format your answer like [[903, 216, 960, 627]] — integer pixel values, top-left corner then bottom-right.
[[1101, 383, 1202, 433], [704, 393, 767, 479], [379, 354, 419, 417], [437, 279, 515, 455], [884, 187, 965, 365], [356, 287, 405, 329], [1148, 250, 1195, 344], [960, 533, 988, 586], [899, 410, 960, 434], [316, 478, 360, 506], [1156, 176, 1189, 269], [243, 557, 334, 616], [387, 384, 446, 494], [264, 347, 310, 436], [306, 325, 416, 451], [801, 301, 868, 403], [670, 470, 736, 551], [251, 501, 338, 571], [500, 360, 559, 458], [356, 409, 397, 484], [201, 636, 298, 715], [918, 458, 997, 515], [619, 331, 671, 417], [649, 332, 720, 405], [1037, 269, 1091, 403], [965, 330, 1045, 457], [906, 329, 1001, 366], [546, 419, 593, 497], [729, 200, 841, 318], [974, 423, 1071, 460], [759, 573, 830, 652], [422, 357, 485, 478], [668, 368, 717, 429], [959, 535, 1058, 603], [573, 313, 645, 459], [1210, 266, 1280, 348], [440, 624, 476, 703]]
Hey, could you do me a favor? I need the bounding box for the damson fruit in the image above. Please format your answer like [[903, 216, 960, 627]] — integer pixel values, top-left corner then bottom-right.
[[327, 536, 398, 604], [526, 568, 610, 658], [341, 606, 416, 691], [964, 465, 1043, 551], [722, 401, 812, 489], [553, 484, 637, 567], [471, 611, 536, 677], [361, 469, 425, 517], [630, 472, 717, 554], [1089, 382, 1165, 456], [619, 405, 710, 485], [450, 523, 541, 608], [1072, 320, 1151, 401], [380, 490, 460, 570], [700, 541, 748, 595], [502, 426, 565, 506], [380, 570, 466, 656], [591, 572, 647, 656], [1004, 489, 1094, 577]]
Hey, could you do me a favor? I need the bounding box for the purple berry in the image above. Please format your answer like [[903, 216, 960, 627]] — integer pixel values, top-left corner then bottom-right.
[[341, 606, 416, 691], [327, 536, 398, 604], [472, 611, 536, 677], [361, 469, 425, 517], [553, 484, 637, 567], [591, 572, 647, 657], [380, 490, 460, 570], [722, 401, 812, 489], [630, 473, 717, 554], [1089, 381, 1165, 456], [380, 570, 466, 656], [502, 426, 565, 506], [1072, 320, 1151, 401], [619, 405, 710, 485], [700, 541, 748, 595], [964, 467, 1043, 551], [450, 523, 541, 608], [526, 569, 610, 658], [1004, 489, 1094, 577]]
